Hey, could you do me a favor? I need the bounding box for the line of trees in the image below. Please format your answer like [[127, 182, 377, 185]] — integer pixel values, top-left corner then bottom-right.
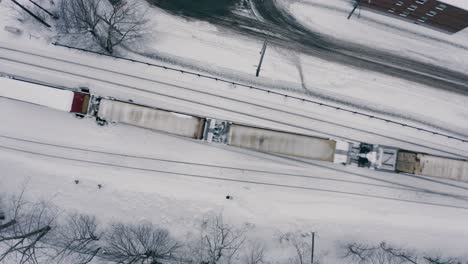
[[341, 241, 467, 264], [1, 191, 466, 264], [0, 192, 268, 264]]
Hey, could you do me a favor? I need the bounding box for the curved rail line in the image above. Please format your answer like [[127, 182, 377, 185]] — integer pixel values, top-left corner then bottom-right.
[[1, 144, 467, 210], [50, 43, 468, 143], [0, 48, 467, 160], [1, 134, 467, 201]]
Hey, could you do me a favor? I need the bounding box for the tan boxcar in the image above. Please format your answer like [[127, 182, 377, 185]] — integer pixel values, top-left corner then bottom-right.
[[396, 151, 468, 182], [97, 99, 205, 139], [228, 124, 336, 161]]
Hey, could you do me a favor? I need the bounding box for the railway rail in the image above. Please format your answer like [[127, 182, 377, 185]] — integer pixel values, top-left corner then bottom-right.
[[2, 133, 467, 199], [0, 46, 467, 160], [51, 42, 468, 141], [1, 144, 467, 210], [1, 74, 468, 183]]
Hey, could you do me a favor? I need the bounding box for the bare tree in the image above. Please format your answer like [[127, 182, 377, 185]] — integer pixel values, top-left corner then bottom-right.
[[48, 213, 101, 264], [341, 241, 416, 264], [380, 242, 418, 264], [423, 256, 463, 264], [278, 232, 313, 264], [97, 0, 148, 53], [242, 240, 266, 264], [189, 214, 249, 264], [0, 192, 56, 264], [341, 242, 375, 263], [339, 241, 467, 264], [56, 0, 102, 37], [102, 222, 180, 263], [56, 0, 148, 53]]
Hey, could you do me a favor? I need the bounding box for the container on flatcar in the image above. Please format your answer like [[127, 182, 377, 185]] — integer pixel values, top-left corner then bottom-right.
[[1, 76, 73, 111], [96, 99, 206, 139], [227, 124, 337, 161], [396, 151, 468, 182]]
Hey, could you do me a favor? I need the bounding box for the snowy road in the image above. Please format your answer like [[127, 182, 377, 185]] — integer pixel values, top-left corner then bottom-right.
[[149, 0, 468, 95], [0, 43, 467, 159]]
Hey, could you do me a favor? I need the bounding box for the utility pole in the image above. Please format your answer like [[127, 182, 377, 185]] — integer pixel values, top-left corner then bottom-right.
[[255, 40, 268, 77], [10, 0, 51, 27], [310, 232, 315, 264], [347, 0, 361, 19]]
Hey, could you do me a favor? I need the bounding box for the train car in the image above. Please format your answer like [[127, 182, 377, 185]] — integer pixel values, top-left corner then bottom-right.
[[361, 144, 468, 183], [91, 96, 468, 184], [96, 99, 206, 139], [0, 76, 91, 116], [395, 151, 468, 182], [203, 119, 351, 163], [94, 99, 351, 163], [4, 75, 467, 184]]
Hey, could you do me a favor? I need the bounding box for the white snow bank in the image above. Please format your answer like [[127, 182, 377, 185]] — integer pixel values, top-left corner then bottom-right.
[[0, 77, 73, 111]]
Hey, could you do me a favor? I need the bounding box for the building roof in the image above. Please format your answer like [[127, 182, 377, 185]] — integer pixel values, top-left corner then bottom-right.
[[359, 0, 468, 33], [440, 0, 468, 10]]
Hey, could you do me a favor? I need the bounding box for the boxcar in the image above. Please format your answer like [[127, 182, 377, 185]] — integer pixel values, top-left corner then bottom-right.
[[97, 99, 206, 139], [228, 124, 337, 161], [396, 151, 468, 182]]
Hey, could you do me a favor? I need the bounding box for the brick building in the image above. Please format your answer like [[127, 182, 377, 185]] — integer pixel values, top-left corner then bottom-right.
[[359, 0, 468, 34]]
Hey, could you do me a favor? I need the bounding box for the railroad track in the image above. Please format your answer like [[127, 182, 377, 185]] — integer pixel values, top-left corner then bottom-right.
[[0, 45, 467, 160], [1, 137, 468, 210], [3, 132, 467, 198], [53, 42, 468, 142]]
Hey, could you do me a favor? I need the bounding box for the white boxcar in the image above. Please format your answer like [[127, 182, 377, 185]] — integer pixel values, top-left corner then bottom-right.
[[0, 76, 74, 111], [97, 99, 205, 139], [396, 151, 468, 182], [228, 124, 336, 161], [416, 154, 468, 182]]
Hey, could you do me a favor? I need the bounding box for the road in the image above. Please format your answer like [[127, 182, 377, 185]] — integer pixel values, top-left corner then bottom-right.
[[149, 0, 468, 95]]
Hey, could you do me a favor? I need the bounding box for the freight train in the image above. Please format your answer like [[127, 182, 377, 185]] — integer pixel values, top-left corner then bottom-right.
[[1, 75, 467, 183]]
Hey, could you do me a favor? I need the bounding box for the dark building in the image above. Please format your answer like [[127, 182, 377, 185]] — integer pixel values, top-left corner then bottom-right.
[[359, 0, 468, 34]]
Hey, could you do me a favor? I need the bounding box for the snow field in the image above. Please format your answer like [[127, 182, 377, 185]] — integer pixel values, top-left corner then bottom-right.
[[1, 0, 468, 260], [1, 99, 468, 260]]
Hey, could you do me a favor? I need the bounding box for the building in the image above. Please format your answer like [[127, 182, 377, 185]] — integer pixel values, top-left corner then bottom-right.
[[358, 0, 468, 34]]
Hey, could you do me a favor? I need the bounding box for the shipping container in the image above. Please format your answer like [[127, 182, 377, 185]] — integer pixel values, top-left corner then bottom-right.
[[97, 99, 205, 139], [396, 151, 468, 182], [0, 76, 74, 112], [228, 124, 336, 161]]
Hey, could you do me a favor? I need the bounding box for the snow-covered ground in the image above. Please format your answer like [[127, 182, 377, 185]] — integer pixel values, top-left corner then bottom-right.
[[286, 0, 468, 74], [1, 0, 468, 261], [1, 0, 468, 139], [2, 99, 468, 261]]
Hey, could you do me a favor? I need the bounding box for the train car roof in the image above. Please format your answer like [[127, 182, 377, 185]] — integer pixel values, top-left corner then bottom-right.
[[0, 77, 74, 112]]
